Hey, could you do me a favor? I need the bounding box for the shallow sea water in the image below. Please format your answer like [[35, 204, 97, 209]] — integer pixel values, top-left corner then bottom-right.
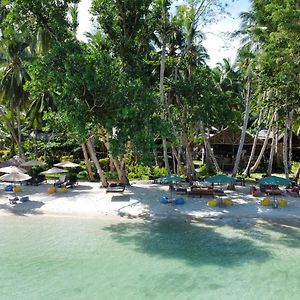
[[1, 216, 300, 300]]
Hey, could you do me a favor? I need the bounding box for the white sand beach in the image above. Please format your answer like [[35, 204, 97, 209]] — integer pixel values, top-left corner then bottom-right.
[[1, 181, 300, 225]]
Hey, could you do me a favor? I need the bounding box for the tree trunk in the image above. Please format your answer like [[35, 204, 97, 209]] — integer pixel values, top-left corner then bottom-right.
[[232, 75, 252, 176], [159, 4, 171, 175], [177, 145, 183, 174], [162, 138, 171, 174], [288, 111, 293, 167], [250, 112, 276, 173], [171, 144, 179, 175], [81, 143, 95, 181], [243, 110, 263, 176], [283, 113, 290, 179], [181, 132, 195, 179], [200, 121, 221, 173], [86, 137, 108, 188], [98, 127, 130, 185], [267, 125, 276, 176], [153, 148, 159, 166]]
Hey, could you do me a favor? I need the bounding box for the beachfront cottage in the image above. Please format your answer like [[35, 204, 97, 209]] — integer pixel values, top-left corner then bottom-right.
[[207, 127, 263, 171]]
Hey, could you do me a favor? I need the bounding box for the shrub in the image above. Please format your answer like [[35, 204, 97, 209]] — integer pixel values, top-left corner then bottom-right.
[[99, 157, 110, 172], [0, 149, 11, 160], [152, 166, 167, 177], [197, 164, 214, 177], [127, 164, 151, 180], [104, 171, 119, 180]]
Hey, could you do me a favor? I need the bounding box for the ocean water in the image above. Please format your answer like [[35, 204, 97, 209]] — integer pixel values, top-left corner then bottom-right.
[[1, 216, 300, 300]]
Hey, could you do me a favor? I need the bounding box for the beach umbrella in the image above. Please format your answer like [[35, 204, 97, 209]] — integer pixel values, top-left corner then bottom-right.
[[258, 176, 290, 206], [0, 172, 31, 183], [40, 167, 68, 175], [0, 156, 25, 167], [54, 161, 80, 168], [0, 166, 27, 174], [20, 160, 46, 167], [206, 174, 237, 184], [157, 175, 183, 184], [257, 176, 290, 186]]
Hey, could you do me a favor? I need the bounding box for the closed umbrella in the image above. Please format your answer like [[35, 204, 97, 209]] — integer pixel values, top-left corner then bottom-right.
[[0, 166, 27, 174], [54, 161, 80, 168]]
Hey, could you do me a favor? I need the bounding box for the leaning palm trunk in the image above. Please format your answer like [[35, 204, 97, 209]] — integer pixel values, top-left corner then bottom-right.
[[181, 132, 196, 179], [267, 126, 277, 176], [81, 143, 95, 181], [86, 137, 108, 188], [283, 113, 290, 179], [98, 127, 130, 185], [232, 75, 252, 176], [243, 110, 263, 176], [250, 112, 276, 173], [200, 121, 221, 173]]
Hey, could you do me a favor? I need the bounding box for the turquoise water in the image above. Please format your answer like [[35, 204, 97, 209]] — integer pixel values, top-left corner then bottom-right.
[[1, 216, 300, 300]]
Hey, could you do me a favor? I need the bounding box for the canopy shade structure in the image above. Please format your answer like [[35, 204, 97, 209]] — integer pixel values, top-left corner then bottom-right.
[[40, 167, 68, 175], [0, 172, 31, 182], [20, 160, 46, 167], [54, 161, 80, 168], [257, 176, 290, 186], [206, 174, 237, 184], [0, 166, 27, 174], [157, 175, 183, 184]]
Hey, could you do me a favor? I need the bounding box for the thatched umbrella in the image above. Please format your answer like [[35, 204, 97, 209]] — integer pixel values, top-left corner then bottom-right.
[[54, 161, 80, 168], [0, 166, 27, 174], [20, 160, 46, 167]]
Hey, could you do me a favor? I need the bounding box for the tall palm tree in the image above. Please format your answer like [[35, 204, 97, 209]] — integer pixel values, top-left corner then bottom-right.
[[0, 32, 32, 157]]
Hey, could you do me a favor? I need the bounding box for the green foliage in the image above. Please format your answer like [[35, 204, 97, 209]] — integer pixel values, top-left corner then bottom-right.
[[77, 170, 88, 179], [197, 164, 215, 177], [99, 157, 110, 172], [127, 164, 151, 180], [0, 149, 11, 160], [152, 166, 167, 177], [291, 161, 300, 175], [104, 171, 119, 180]]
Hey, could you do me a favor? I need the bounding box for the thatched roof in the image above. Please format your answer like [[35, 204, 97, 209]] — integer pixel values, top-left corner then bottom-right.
[[208, 128, 262, 145]]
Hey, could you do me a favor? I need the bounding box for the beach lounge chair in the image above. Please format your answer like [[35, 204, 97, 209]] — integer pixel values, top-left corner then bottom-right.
[[54, 175, 67, 188], [286, 186, 299, 197], [64, 175, 78, 188], [106, 183, 125, 193], [9, 197, 19, 205]]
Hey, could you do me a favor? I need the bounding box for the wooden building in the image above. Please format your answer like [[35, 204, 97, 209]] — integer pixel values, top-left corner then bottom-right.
[[208, 128, 263, 171]]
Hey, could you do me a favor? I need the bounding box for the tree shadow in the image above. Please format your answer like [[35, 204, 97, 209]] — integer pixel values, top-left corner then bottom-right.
[[0, 201, 44, 216], [102, 221, 271, 268]]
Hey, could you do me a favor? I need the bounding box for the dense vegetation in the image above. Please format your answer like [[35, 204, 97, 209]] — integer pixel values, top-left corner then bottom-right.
[[0, 0, 299, 185]]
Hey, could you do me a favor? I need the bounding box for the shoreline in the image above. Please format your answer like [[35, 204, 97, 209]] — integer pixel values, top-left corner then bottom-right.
[[1, 181, 300, 227]]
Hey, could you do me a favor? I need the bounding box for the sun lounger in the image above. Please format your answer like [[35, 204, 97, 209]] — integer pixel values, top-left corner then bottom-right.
[[106, 183, 125, 193], [9, 197, 19, 205], [54, 175, 67, 188], [286, 190, 299, 197], [265, 189, 282, 195]]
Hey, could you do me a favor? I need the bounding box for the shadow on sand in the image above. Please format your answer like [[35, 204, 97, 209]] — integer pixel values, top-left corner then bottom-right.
[[0, 200, 44, 216]]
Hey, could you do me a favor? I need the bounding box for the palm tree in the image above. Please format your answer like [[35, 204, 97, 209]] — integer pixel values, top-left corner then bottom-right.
[[0, 32, 32, 157]]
